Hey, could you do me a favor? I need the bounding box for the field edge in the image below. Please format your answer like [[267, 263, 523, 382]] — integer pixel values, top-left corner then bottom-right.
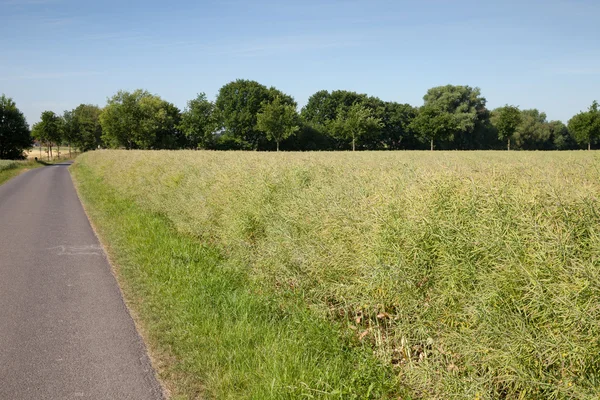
[[69, 158, 402, 399]]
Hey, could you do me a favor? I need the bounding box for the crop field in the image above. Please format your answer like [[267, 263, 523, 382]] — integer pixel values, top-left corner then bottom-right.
[[0, 160, 19, 171], [72, 150, 600, 399]]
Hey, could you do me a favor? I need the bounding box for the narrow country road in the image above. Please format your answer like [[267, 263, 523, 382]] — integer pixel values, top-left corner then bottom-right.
[[0, 163, 164, 399]]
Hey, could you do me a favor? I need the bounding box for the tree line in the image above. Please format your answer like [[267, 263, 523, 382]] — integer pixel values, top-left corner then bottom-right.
[[1, 80, 599, 158]]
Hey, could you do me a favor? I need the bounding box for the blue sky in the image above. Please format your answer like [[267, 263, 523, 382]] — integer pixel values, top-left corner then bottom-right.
[[1, 0, 599, 125]]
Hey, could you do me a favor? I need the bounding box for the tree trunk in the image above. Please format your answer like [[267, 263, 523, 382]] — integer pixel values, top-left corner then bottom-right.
[[430, 138, 434, 151], [69, 143, 71, 158], [276, 141, 280, 152], [589, 142, 591, 151], [507, 138, 510, 151], [352, 138, 356, 151], [39, 145, 42, 159]]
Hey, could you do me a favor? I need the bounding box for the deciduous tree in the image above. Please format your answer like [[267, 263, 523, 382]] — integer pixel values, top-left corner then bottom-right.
[[100, 90, 181, 149], [410, 85, 487, 150], [179, 93, 217, 149], [215, 80, 295, 150], [514, 109, 551, 150], [491, 105, 522, 150], [380, 102, 418, 150], [568, 101, 600, 150], [256, 96, 300, 151], [70, 104, 103, 151], [0, 94, 31, 159], [32, 111, 63, 160], [328, 103, 382, 151]]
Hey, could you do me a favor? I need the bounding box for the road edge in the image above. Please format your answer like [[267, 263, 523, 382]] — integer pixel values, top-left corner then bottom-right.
[[68, 163, 170, 400]]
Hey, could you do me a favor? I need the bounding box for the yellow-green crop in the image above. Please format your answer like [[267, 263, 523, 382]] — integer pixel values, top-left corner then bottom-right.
[[74, 150, 600, 399]]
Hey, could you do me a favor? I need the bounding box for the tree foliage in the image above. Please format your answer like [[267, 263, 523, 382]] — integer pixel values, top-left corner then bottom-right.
[[179, 93, 217, 149], [410, 85, 487, 150], [256, 96, 300, 151], [0, 94, 31, 159], [9, 82, 593, 153], [568, 101, 600, 150], [32, 111, 63, 159], [215, 80, 295, 150], [328, 103, 383, 151], [69, 104, 103, 151], [548, 120, 577, 150], [513, 109, 551, 150], [491, 105, 522, 150], [379, 102, 418, 150], [100, 90, 182, 149]]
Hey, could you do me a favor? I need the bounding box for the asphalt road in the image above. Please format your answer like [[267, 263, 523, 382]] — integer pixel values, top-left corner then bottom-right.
[[0, 162, 164, 399]]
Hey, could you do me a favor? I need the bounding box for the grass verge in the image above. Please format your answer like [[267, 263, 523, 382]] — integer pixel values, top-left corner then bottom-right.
[[0, 159, 43, 185], [0, 155, 82, 186], [71, 159, 400, 399]]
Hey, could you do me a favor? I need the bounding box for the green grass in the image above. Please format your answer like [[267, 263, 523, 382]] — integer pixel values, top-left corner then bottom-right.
[[71, 160, 400, 399], [72, 150, 600, 399], [0, 159, 42, 185]]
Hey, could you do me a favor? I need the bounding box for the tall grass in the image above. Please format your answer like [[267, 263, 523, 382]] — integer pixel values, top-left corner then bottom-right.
[[74, 150, 600, 399], [0, 160, 20, 171], [0, 159, 42, 185]]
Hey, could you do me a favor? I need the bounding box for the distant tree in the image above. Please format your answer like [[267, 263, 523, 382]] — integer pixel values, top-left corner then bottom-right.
[[32, 111, 63, 160], [280, 123, 333, 151], [328, 103, 382, 151], [548, 120, 576, 150], [256, 96, 300, 151], [0, 94, 31, 159], [62, 110, 77, 157], [70, 104, 103, 151], [301, 90, 336, 129], [179, 93, 217, 149], [410, 104, 455, 150], [514, 109, 551, 150], [491, 105, 522, 150], [301, 90, 381, 149], [215, 80, 295, 150], [568, 101, 600, 150], [410, 85, 487, 150], [100, 90, 181, 149], [151, 101, 184, 149], [380, 102, 418, 150]]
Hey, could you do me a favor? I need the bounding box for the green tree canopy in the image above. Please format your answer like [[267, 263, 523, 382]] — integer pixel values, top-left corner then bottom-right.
[[69, 104, 103, 151], [100, 90, 181, 149], [491, 105, 522, 150], [0, 94, 31, 159], [410, 85, 487, 150], [32, 111, 63, 159], [328, 103, 382, 151], [301, 90, 368, 128], [548, 120, 576, 150], [410, 104, 456, 150], [379, 102, 418, 150], [215, 80, 295, 150], [179, 93, 217, 149], [256, 96, 300, 151], [568, 101, 600, 150], [301, 90, 392, 149], [513, 109, 551, 150]]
